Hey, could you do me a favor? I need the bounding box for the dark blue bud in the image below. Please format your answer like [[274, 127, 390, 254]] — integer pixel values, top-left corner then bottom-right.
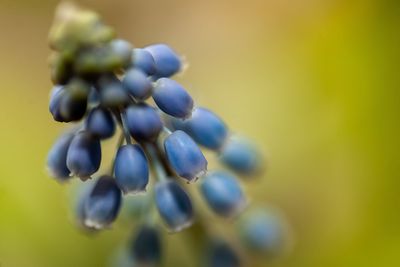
[[206, 240, 241, 267], [155, 180, 193, 232], [85, 107, 115, 139], [125, 104, 163, 142], [164, 130, 207, 182], [84, 175, 122, 229], [239, 209, 286, 254], [219, 136, 263, 176], [47, 132, 74, 181], [200, 171, 245, 217], [66, 131, 101, 179], [114, 144, 149, 194], [49, 86, 65, 122], [173, 107, 228, 150], [130, 225, 162, 265], [122, 68, 153, 100], [59, 79, 90, 122], [153, 78, 194, 118], [132, 48, 156, 75], [144, 44, 181, 78], [98, 77, 130, 108]]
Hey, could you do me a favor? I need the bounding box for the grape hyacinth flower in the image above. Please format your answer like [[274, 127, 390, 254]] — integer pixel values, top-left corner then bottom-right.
[[200, 171, 246, 218], [45, 3, 287, 267]]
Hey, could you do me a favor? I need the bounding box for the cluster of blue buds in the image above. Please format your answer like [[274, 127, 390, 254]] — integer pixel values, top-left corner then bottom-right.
[[46, 3, 290, 267]]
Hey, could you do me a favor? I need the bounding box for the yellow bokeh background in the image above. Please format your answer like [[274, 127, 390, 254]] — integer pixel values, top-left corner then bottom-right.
[[0, 0, 399, 266]]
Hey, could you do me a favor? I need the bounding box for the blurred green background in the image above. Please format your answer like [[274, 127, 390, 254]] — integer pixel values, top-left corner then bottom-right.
[[0, 0, 399, 266]]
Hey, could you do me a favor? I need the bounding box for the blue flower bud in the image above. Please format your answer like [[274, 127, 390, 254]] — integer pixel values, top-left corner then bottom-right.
[[130, 225, 162, 265], [239, 209, 285, 254], [98, 77, 130, 108], [219, 136, 263, 176], [200, 171, 245, 217], [59, 87, 88, 122], [66, 131, 101, 179], [122, 68, 153, 100], [114, 144, 149, 194], [49, 85, 65, 122], [83, 175, 122, 229], [47, 132, 74, 181], [172, 107, 228, 150], [50, 80, 89, 122], [132, 48, 156, 75], [206, 240, 241, 267], [164, 130, 207, 182], [155, 180, 193, 232], [85, 107, 116, 139], [125, 103, 163, 142], [153, 78, 194, 118], [145, 44, 181, 78]]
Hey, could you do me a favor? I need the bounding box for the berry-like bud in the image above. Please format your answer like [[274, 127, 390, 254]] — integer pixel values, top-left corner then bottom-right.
[[49, 85, 66, 122], [83, 175, 122, 229], [164, 130, 207, 182], [98, 79, 130, 108], [85, 107, 116, 139], [238, 208, 287, 255], [131, 48, 156, 75], [206, 240, 241, 267], [155, 180, 193, 232], [66, 131, 101, 179], [145, 44, 181, 78], [47, 132, 74, 181], [59, 86, 88, 122], [125, 103, 163, 142], [200, 171, 245, 217], [122, 68, 153, 100], [130, 225, 162, 266], [219, 136, 263, 176], [153, 78, 193, 118], [114, 144, 149, 194]]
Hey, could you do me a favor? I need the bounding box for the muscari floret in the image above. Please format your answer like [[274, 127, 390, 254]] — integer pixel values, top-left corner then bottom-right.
[[47, 131, 74, 181], [125, 103, 163, 142], [130, 224, 162, 266], [164, 130, 207, 182], [114, 144, 149, 194], [145, 44, 181, 78], [82, 175, 122, 229], [154, 180, 193, 232], [205, 239, 241, 267], [200, 171, 245, 218], [85, 107, 115, 139], [153, 78, 194, 118], [66, 131, 101, 179], [122, 68, 153, 100], [131, 48, 156, 75]]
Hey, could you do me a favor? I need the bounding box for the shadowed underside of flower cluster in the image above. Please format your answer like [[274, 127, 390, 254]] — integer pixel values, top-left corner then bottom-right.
[[46, 3, 290, 267]]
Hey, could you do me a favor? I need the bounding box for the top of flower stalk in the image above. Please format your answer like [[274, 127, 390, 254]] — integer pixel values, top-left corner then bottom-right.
[[48, 2, 115, 54]]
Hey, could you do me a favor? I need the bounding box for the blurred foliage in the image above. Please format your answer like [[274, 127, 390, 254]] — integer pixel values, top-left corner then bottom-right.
[[0, 0, 399, 266]]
